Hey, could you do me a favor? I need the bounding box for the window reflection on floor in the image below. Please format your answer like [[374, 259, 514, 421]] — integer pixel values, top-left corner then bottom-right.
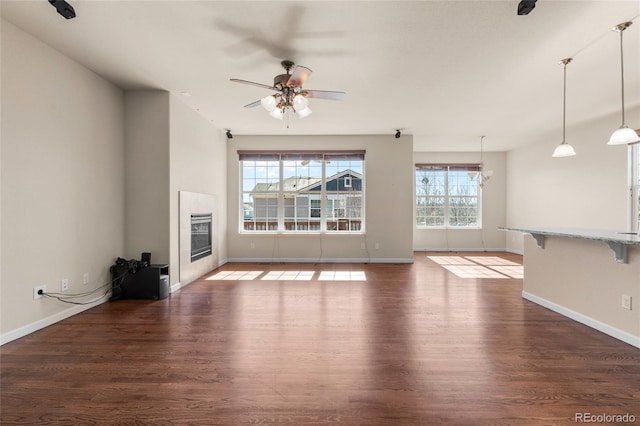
[[206, 271, 264, 280], [205, 270, 367, 281], [318, 271, 366, 281], [261, 271, 315, 281], [427, 255, 523, 279]]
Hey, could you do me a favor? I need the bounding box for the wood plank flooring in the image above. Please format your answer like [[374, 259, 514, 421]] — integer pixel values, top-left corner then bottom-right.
[[2, 252, 639, 425]]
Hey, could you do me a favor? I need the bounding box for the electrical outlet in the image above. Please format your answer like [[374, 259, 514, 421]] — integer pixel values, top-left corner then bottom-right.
[[250, 242, 255, 249], [83, 273, 89, 285], [375, 243, 380, 250], [621, 295, 632, 310], [61, 278, 69, 292], [33, 285, 46, 300]]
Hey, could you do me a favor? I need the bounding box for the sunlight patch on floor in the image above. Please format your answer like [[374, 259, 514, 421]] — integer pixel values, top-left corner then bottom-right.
[[428, 256, 476, 265], [427, 255, 523, 279], [318, 271, 367, 281], [465, 257, 524, 278], [261, 271, 315, 281], [439, 264, 509, 279], [205, 270, 367, 281], [206, 271, 264, 280]]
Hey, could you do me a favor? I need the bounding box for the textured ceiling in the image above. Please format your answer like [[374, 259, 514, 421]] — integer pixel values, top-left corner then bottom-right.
[[1, 1, 639, 152]]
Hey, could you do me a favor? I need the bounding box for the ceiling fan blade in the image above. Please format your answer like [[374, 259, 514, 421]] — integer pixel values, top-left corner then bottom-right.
[[230, 78, 276, 91], [303, 90, 346, 101], [286, 65, 312, 87], [243, 100, 262, 108]]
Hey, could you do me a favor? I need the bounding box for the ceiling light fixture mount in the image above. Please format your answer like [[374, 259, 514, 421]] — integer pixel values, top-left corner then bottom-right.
[[552, 58, 577, 157], [608, 21, 639, 145]]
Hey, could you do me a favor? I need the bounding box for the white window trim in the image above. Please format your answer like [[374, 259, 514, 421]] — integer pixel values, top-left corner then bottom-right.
[[239, 152, 365, 234], [415, 164, 482, 229]]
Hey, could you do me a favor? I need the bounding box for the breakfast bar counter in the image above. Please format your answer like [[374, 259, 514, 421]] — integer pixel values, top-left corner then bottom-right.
[[501, 227, 640, 348]]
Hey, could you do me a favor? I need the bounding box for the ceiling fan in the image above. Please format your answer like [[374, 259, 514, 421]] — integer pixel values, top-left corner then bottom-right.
[[230, 60, 346, 121]]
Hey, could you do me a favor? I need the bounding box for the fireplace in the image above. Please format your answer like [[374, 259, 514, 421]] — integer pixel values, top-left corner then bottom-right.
[[180, 192, 217, 286], [191, 213, 212, 262]]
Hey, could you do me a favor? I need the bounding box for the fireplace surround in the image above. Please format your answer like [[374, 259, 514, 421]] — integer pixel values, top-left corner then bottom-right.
[[179, 191, 217, 286]]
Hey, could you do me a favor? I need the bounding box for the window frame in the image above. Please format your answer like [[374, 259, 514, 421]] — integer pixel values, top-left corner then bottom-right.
[[415, 164, 482, 229], [239, 151, 365, 234]]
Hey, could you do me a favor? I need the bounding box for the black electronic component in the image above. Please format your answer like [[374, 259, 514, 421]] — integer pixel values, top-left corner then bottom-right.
[[48, 0, 76, 19], [517, 0, 537, 15]]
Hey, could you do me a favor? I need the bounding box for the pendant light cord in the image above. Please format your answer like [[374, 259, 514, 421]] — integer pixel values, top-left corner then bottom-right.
[[559, 58, 572, 144], [619, 28, 626, 127], [562, 61, 567, 143]]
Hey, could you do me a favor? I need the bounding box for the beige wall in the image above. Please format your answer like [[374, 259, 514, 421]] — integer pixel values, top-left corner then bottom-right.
[[1, 20, 125, 336], [124, 91, 171, 267], [505, 106, 639, 253], [0, 22, 227, 342], [227, 135, 414, 262], [124, 92, 228, 286], [412, 151, 506, 251], [169, 96, 228, 283], [523, 235, 639, 346]]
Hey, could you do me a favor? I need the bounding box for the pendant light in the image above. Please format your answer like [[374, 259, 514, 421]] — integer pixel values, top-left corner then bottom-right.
[[469, 136, 494, 187], [608, 22, 639, 145], [552, 58, 577, 157]]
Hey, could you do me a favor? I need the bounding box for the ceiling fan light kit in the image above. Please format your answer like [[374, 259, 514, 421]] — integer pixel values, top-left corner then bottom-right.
[[231, 60, 345, 126]]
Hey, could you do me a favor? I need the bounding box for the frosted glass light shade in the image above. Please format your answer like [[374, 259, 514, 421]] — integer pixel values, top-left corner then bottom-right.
[[552, 143, 577, 157], [269, 108, 283, 120], [608, 126, 640, 145], [261, 95, 277, 112], [293, 94, 309, 110], [296, 107, 312, 119]]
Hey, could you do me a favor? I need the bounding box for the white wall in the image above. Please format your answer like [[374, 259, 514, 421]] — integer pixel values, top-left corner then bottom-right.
[[1, 20, 125, 337], [169, 95, 227, 282], [412, 151, 506, 251], [505, 106, 639, 253], [227, 135, 414, 262]]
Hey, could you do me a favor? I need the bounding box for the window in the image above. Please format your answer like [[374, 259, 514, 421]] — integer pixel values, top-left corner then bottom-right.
[[240, 151, 364, 233], [415, 164, 481, 228]]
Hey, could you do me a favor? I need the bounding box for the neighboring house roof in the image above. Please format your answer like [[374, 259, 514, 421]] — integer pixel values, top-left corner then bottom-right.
[[252, 176, 322, 193], [251, 170, 363, 194]]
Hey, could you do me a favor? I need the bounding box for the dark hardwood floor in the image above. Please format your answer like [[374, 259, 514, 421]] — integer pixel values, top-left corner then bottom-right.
[[2, 252, 639, 425]]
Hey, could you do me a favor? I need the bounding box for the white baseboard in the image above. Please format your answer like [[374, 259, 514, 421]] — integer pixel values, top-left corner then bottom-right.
[[505, 248, 524, 255], [170, 282, 181, 293], [0, 297, 108, 346], [522, 291, 640, 349], [413, 247, 507, 252], [226, 257, 414, 264]]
